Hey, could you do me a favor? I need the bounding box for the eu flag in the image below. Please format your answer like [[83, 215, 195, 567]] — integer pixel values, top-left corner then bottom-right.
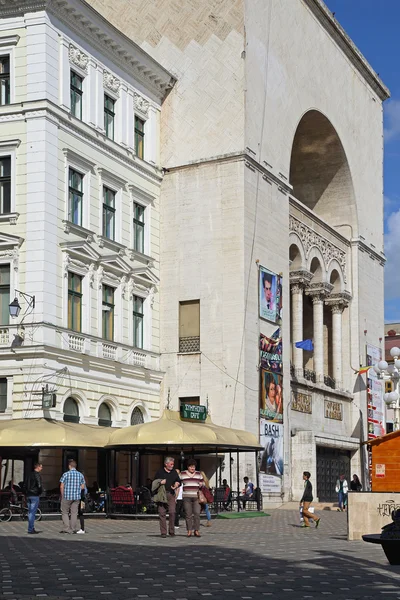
[[295, 339, 314, 351]]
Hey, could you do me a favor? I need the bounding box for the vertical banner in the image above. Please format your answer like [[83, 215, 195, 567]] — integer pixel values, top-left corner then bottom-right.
[[366, 344, 385, 439], [259, 267, 282, 323], [259, 328, 283, 493]]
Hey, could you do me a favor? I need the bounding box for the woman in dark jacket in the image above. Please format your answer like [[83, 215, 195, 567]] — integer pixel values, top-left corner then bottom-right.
[[350, 474, 362, 492], [299, 471, 321, 528]]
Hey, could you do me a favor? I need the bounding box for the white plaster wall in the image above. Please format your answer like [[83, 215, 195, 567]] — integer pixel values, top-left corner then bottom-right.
[[244, 0, 385, 250]]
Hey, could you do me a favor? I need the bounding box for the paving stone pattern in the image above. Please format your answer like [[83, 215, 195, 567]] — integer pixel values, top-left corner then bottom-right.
[[0, 510, 399, 599]]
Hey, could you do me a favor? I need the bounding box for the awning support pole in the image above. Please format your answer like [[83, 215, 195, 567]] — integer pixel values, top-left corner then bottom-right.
[[255, 450, 261, 511], [237, 450, 240, 512], [215, 447, 219, 515]]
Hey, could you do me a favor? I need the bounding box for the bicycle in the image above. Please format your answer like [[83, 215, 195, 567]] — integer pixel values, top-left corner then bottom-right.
[[0, 497, 42, 523]]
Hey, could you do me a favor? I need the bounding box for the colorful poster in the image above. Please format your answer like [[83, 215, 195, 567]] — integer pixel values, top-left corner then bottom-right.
[[366, 344, 385, 439], [259, 329, 283, 422], [259, 418, 283, 493], [259, 266, 282, 323]]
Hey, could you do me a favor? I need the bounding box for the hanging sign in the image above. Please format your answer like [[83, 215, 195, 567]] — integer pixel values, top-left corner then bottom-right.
[[180, 404, 207, 422]]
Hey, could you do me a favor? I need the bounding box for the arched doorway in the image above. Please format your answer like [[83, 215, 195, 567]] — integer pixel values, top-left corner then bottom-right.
[[63, 397, 80, 424], [289, 110, 356, 231]]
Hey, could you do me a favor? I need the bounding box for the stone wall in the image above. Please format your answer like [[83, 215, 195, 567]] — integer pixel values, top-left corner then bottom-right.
[[348, 492, 400, 541]]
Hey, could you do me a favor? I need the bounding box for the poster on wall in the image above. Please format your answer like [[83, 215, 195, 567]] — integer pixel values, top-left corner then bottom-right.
[[259, 330, 283, 423], [259, 266, 282, 323], [259, 418, 283, 493], [366, 344, 385, 439]]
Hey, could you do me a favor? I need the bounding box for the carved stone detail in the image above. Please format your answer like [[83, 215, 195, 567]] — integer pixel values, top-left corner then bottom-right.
[[69, 44, 89, 73], [290, 269, 313, 292], [305, 282, 334, 303], [88, 263, 95, 288], [133, 92, 150, 118], [325, 291, 352, 312], [0, 248, 19, 272], [121, 275, 127, 299], [103, 70, 121, 95], [290, 215, 347, 282]]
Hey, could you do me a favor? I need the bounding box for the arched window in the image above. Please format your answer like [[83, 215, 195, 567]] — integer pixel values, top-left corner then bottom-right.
[[98, 403, 112, 427], [130, 406, 144, 426], [63, 397, 80, 424]]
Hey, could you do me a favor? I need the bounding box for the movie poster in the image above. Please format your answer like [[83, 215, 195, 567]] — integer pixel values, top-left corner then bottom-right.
[[259, 330, 283, 423], [259, 266, 282, 323], [259, 418, 284, 494]]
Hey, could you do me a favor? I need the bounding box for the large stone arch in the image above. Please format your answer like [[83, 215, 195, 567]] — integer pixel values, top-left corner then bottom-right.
[[289, 110, 357, 232], [289, 233, 307, 271]]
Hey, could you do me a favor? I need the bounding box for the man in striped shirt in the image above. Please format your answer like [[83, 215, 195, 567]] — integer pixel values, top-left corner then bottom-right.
[[180, 459, 204, 537]]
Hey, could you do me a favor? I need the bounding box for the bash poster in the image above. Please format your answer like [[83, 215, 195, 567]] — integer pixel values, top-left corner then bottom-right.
[[259, 418, 284, 494]]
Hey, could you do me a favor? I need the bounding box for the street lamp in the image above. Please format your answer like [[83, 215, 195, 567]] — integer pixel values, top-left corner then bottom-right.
[[8, 290, 35, 319], [375, 346, 400, 431]]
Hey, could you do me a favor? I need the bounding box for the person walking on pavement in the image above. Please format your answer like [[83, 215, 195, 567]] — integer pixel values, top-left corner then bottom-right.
[[201, 471, 212, 527], [25, 462, 43, 535], [350, 474, 362, 492], [76, 473, 88, 534], [299, 471, 320, 528], [60, 459, 85, 534], [174, 470, 184, 530], [335, 474, 349, 511], [153, 456, 181, 538], [180, 459, 204, 537]]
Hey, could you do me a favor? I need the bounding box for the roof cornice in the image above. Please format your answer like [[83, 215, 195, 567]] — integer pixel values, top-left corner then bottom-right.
[[304, 0, 390, 101], [0, 0, 176, 101]]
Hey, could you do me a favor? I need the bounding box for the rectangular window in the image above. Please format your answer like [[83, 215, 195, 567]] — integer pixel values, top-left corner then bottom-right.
[[133, 203, 145, 253], [133, 295, 144, 349], [70, 71, 83, 120], [68, 168, 83, 226], [102, 285, 114, 341], [103, 187, 116, 240], [134, 116, 145, 159], [0, 56, 10, 106], [179, 300, 200, 353], [68, 272, 82, 332], [0, 378, 7, 413], [0, 156, 11, 214], [104, 94, 115, 140], [0, 264, 10, 325]]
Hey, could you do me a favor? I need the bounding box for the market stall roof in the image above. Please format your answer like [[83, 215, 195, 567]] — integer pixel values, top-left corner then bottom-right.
[[0, 418, 108, 449], [107, 410, 261, 452], [364, 430, 400, 447]]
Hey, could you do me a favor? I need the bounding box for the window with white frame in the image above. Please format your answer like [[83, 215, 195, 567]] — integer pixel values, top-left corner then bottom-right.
[[0, 156, 11, 214], [104, 94, 115, 140], [68, 168, 83, 226], [70, 70, 83, 120], [0, 264, 10, 325], [0, 56, 10, 106], [133, 203, 145, 254], [103, 186, 116, 240], [68, 272, 82, 332], [0, 378, 7, 413], [134, 116, 145, 159], [133, 295, 144, 349], [102, 284, 115, 341]]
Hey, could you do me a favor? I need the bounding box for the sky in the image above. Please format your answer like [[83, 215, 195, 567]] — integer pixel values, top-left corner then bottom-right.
[[324, 0, 400, 323]]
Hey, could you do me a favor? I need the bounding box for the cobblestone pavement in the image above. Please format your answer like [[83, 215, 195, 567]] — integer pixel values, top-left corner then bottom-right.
[[0, 510, 399, 599]]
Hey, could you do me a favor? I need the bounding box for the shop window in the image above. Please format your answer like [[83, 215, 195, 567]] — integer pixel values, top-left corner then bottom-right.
[[98, 402, 112, 427], [63, 397, 80, 423]]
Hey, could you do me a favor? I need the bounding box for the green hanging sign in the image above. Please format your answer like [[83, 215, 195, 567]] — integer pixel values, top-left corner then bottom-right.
[[180, 404, 207, 422]]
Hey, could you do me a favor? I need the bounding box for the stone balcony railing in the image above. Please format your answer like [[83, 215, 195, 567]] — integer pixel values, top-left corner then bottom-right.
[[0, 324, 158, 370]]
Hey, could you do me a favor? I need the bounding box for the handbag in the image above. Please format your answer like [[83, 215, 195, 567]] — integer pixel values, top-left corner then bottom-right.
[[198, 489, 207, 504], [203, 487, 214, 504]]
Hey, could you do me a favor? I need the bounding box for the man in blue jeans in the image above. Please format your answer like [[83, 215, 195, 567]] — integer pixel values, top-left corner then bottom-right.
[[25, 463, 43, 534]]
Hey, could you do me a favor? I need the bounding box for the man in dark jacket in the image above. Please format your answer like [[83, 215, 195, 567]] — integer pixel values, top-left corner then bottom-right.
[[299, 471, 320, 528], [25, 463, 43, 534]]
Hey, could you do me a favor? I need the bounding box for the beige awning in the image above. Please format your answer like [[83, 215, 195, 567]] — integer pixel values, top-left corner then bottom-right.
[[107, 410, 261, 452], [0, 418, 108, 448]]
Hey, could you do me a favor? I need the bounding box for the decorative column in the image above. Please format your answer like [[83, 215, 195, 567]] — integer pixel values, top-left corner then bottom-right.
[[291, 283, 303, 374], [325, 293, 351, 390], [290, 270, 312, 377], [306, 283, 333, 383]]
